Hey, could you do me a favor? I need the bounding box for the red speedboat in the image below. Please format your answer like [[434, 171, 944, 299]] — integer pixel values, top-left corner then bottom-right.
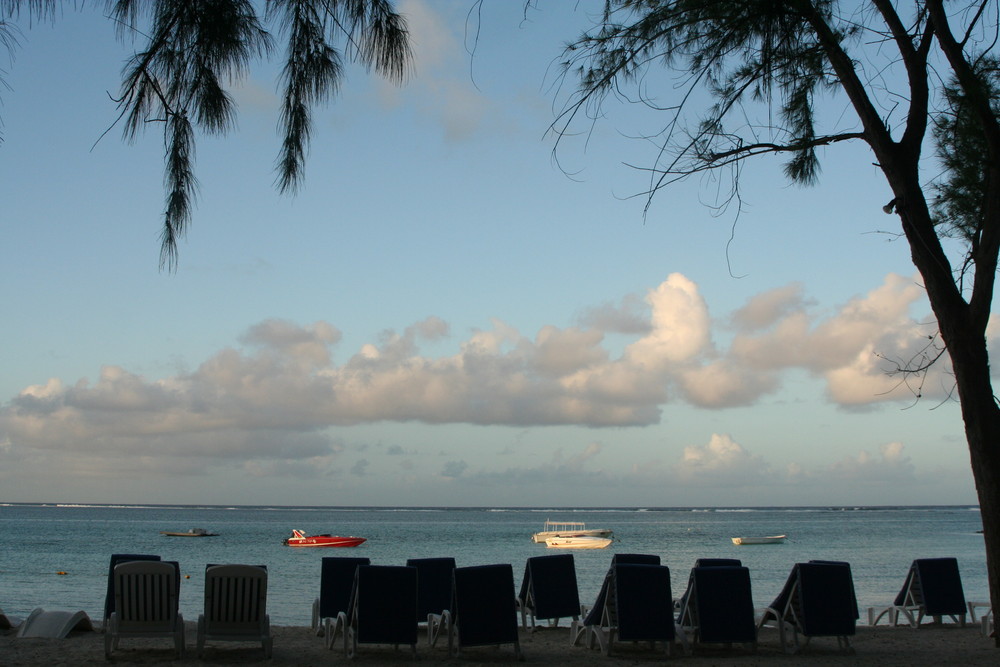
[[283, 529, 366, 548]]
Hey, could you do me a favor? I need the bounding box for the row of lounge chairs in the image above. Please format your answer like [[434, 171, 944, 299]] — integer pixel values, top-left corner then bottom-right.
[[45, 552, 983, 660]]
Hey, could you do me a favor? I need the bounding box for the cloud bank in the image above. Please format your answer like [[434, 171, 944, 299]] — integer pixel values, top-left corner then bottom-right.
[[0, 272, 971, 484]]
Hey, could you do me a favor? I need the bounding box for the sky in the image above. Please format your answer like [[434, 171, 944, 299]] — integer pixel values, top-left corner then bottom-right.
[[0, 1, 988, 507]]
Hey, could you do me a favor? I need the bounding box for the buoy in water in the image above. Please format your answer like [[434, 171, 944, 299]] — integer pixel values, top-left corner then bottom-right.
[[56, 571, 68, 575]]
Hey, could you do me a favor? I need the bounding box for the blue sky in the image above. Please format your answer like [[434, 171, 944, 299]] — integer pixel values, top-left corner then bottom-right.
[[0, 1, 984, 507]]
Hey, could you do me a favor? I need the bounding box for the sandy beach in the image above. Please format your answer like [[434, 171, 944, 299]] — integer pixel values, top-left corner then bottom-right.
[[2, 622, 997, 666]]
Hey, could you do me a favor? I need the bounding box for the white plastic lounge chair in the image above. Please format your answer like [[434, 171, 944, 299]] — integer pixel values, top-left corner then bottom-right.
[[104, 560, 184, 659], [197, 564, 272, 658], [867, 557, 967, 627], [16, 608, 94, 638]]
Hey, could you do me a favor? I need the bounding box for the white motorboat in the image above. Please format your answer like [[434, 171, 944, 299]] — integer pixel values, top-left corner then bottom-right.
[[544, 536, 613, 549], [532, 520, 613, 543], [731, 535, 786, 545]]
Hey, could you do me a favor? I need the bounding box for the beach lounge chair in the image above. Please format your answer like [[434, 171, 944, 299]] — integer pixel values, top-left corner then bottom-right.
[[196, 564, 272, 658], [442, 563, 523, 660], [102, 553, 162, 627], [757, 561, 856, 653], [676, 565, 756, 651], [406, 557, 456, 646], [674, 559, 741, 615], [592, 562, 681, 657], [312, 556, 370, 646], [338, 564, 418, 658], [867, 557, 967, 627], [516, 553, 581, 630], [17, 608, 94, 638], [570, 553, 661, 647], [0, 607, 20, 630], [104, 560, 184, 659]]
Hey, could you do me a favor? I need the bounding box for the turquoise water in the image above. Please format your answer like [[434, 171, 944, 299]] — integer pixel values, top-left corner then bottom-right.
[[0, 504, 988, 626]]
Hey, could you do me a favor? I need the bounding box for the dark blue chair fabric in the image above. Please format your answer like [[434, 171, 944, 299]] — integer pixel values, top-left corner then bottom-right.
[[912, 558, 967, 617], [611, 563, 675, 643], [452, 564, 519, 648], [518, 554, 580, 623], [104, 553, 161, 623], [319, 557, 370, 621], [582, 554, 662, 627], [795, 562, 857, 637], [689, 566, 756, 644], [406, 557, 456, 621], [350, 565, 418, 646]]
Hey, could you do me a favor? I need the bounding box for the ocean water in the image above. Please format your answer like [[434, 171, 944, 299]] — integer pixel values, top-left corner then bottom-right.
[[0, 504, 988, 627]]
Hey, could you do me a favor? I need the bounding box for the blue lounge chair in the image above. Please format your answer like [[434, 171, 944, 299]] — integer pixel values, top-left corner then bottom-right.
[[674, 558, 741, 618], [197, 564, 271, 658], [443, 563, 523, 660], [570, 553, 661, 647], [103, 553, 161, 626], [406, 557, 456, 646], [516, 553, 581, 630], [104, 560, 184, 659], [868, 557, 967, 627], [312, 556, 370, 645], [338, 564, 418, 658], [758, 562, 856, 653], [593, 563, 681, 657], [676, 565, 756, 650]]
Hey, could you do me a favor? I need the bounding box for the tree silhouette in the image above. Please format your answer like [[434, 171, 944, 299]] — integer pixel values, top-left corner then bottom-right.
[[1, 0, 411, 269], [551, 0, 1000, 640]]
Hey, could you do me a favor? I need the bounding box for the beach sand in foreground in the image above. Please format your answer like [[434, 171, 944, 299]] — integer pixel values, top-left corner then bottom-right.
[[2, 622, 998, 666]]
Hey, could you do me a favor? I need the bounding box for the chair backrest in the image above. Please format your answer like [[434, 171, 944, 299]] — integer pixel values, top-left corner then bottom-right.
[[351, 565, 418, 645], [613, 553, 661, 566], [520, 554, 580, 621], [912, 557, 967, 617], [319, 557, 370, 620], [808, 560, 859, 619], [582, 554, 662, 627], [112, 560, 180, 630], [452, 564, 519, 647], [104, 554, 161, 622], [690, 566, 756, 644], [677, 558, 744, 624], [203, 564, 268, 634], [406, 557, 456, 620], [694, 558, 741, 567], [795, 562, 857, 637], [609, 563, 675, 643]]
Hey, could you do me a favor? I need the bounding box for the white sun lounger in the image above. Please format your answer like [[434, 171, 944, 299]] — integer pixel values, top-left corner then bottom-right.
[[16, 608, 94, 638]]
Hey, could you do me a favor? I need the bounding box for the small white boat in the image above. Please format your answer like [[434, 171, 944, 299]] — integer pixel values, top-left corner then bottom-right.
[[532, 520, 613, 543], [731, 535, 786, 545], [545, 536, 613, 549]]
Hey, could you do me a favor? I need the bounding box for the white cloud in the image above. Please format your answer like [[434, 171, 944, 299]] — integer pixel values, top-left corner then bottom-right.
[[0, 272, 969, 483], [672, 433, 773, 484]]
